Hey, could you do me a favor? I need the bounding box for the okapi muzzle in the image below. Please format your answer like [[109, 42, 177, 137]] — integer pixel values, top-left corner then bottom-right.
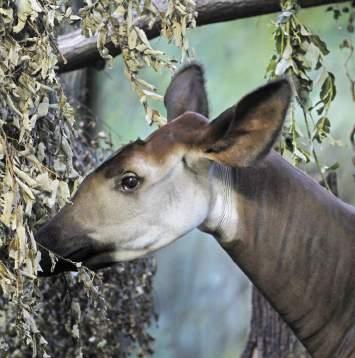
[[36, 213, 116, 275], [36, 171, 125, 275]]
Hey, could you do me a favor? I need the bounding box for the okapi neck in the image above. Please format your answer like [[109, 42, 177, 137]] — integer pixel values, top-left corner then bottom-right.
[[207, 151, 355, 358]]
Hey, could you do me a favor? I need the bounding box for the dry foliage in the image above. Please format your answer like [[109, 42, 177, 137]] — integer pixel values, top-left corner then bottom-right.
[[0, 0, 195, 357], [79, 0, 196, 126], [267, 0, 337, 174]]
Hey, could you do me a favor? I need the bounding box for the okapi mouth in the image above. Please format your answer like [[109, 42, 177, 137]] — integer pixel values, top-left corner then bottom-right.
[[36, 226, 116, 276], [38, 244, 117, 276], [37, 246, 78, 277], [66, 244, 117, 269], [84, 253, 119, 270]]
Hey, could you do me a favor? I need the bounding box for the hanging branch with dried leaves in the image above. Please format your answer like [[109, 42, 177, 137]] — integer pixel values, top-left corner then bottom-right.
[[267, 0, 338, 185], [79, 0, 197, 126]]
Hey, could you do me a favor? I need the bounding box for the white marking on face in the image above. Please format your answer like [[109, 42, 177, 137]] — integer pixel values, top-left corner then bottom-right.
[[87, 158, 211, 261]]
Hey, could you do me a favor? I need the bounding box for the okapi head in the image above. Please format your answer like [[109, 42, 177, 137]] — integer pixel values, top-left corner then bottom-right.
[[36, 64, 291, 275]]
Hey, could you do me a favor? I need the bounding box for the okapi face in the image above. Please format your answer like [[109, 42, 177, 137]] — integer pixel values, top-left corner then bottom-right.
[[36, 114, 212, 271], [36, 64, 291, 275]]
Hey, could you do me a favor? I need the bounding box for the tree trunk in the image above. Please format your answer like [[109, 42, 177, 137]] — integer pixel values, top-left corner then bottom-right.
[[242, 172, 338, 358], [242, 288, 310, 358]]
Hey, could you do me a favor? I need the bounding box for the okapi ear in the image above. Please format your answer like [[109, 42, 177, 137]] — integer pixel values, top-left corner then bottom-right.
[[164, 63, 209, 121], [202, 79, 292, 167]]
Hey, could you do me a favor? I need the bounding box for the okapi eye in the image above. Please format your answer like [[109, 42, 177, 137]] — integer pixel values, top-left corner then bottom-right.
[[121, 173, 140, 192]]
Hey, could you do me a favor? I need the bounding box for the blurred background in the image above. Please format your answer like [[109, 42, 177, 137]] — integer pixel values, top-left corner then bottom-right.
[[91, 5, 355, 357]]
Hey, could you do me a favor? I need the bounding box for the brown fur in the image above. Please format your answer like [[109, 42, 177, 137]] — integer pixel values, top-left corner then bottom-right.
[[220, 151, 355, 358], [164, 63, 209, 120], [204, 80, 291, 167]]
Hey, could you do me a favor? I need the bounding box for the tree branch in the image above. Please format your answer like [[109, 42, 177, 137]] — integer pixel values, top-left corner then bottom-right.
[[57, 0, 348, 73]]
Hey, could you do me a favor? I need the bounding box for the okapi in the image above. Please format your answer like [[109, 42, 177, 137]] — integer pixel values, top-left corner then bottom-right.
[[36, 64, 355, 358]]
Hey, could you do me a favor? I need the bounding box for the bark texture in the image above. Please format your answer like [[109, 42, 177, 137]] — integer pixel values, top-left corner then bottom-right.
[[242, 288, 309, 358], [57, 0, 348, 73]]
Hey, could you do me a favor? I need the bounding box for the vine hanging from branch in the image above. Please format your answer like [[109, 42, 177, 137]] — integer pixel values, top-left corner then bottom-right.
[[267, 0, 338, 185]]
